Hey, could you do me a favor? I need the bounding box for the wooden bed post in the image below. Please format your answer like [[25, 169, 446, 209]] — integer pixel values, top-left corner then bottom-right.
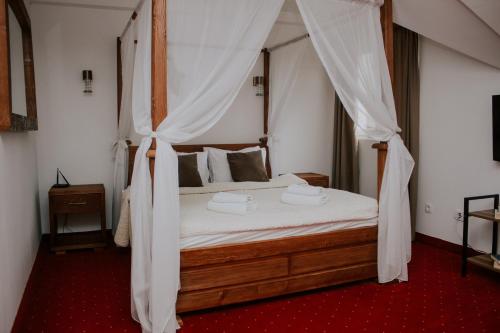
[[372, 142, 388, 199], [263, 49, 270, 136], [117, 37, 122, 123], [149, 0, 168, 175], [380, 0, 394, 89], [373, 0, 393, 199], [261, 49, 272, 176]]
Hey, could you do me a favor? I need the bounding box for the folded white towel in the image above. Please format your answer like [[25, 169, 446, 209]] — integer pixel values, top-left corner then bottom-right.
[[287, 183, 323, 196], [281, 191, 328, 206], [212, 192, 253, 203], [207, 200, 257, 215]]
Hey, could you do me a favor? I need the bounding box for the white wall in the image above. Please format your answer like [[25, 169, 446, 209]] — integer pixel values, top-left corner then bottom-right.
[[0, 2, 41, 331], [0, 133, 41, 331], [184, 56, 264, 145], [417, 37, 500, 251], [31, 3, 131, 233]]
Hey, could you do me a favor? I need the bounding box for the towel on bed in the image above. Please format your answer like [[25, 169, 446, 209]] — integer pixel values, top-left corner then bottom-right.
[[287, 183, 323, 196], [207, 200, 257, 215], [212, 192, 253, 203], [281, 191, 328, 206]]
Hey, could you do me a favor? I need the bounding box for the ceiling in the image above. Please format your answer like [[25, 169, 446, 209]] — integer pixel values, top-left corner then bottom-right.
[[28, 0, 500, 69], [282, 0, 300, 13], [459, 0, 500, 36], [394, 0, 500, 69]]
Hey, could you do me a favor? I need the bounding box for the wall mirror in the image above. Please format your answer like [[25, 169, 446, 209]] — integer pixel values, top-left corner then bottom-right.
[[0, 0, 37, 131]]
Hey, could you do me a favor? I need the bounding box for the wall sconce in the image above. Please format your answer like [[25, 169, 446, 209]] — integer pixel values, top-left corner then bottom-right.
[[82, 69, 93, 94], [253, 76, 264, 96]]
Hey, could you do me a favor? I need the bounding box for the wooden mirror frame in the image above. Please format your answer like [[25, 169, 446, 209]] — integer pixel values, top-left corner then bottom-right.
[[0, 0, 37, 131]]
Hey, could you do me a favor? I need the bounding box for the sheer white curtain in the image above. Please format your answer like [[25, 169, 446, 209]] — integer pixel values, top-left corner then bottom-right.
[[129, 1, 284, 332], [296, 0, 414, 283], [112, 21, 137, 233], [268, 38, 308, 177]]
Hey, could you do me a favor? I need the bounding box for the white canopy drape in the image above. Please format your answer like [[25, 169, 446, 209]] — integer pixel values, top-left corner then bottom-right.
[[296, 0, 414, 282], [129, 1, 284, 332], [268, 38, 309, 177], [129, 0, 414, 331], [112, 20, 137, 233]]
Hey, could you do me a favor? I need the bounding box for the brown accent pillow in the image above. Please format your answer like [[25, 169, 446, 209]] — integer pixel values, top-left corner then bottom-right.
[[178, 154, 203, 187], [227, 150, 269, 182]]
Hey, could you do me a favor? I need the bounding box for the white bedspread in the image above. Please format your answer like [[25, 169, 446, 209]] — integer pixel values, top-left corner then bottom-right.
[[180, 175, 378, 238], [114, 174, 378, 247]]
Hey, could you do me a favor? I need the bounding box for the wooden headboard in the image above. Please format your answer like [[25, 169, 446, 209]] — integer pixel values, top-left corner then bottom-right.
[[127, 137, 271, 185]]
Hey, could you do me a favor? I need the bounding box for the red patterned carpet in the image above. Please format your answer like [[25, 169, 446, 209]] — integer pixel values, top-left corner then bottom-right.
[[12, 242, 500, 333]]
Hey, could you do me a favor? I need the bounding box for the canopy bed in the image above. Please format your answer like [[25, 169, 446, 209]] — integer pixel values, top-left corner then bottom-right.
[[112, 1, 414, 332], [121, 141, 378, 315]]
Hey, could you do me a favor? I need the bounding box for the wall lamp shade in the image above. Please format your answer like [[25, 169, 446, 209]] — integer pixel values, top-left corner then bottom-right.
[[82, 70, 93, 94], [253, 76, 264, 96]]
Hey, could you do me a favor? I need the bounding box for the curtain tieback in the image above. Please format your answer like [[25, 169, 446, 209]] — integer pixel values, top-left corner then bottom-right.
[[149, 131, 158, 139]]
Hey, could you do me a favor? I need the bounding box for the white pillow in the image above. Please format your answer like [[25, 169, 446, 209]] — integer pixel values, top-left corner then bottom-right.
[[204, 146, 267, 183], [177, 151, 210, 185]]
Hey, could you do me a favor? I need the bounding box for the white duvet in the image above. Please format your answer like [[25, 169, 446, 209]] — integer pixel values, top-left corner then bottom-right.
[[179, 174, 378, 238], [114, 174, 378, 246]]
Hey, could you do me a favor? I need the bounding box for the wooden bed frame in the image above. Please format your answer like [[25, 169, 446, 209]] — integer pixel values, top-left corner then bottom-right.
[[126, 141, 380, 313], [121, 0, 394, 315]]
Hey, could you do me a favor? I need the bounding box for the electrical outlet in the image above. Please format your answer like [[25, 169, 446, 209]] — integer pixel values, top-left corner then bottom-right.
[[425, 203, 432, 214], [455, 209, 464, 222]]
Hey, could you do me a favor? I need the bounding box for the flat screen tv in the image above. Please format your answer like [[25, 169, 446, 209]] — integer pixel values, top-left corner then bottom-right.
[[494, 95, 500, 161]]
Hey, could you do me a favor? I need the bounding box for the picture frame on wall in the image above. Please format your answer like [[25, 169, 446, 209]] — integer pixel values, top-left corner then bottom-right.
[[0, 0, 38, 132]]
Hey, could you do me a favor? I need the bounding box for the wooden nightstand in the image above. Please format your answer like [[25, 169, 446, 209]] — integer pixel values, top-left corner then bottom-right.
[[49, 184, 107, 253], [294, 173, 329, 188]]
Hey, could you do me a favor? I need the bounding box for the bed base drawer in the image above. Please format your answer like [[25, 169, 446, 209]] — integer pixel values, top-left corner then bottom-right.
[[177, 262, 377, 313], [177, 226, 378, 313], [180, 257, 289, 292], [290, 243, 377, 275]]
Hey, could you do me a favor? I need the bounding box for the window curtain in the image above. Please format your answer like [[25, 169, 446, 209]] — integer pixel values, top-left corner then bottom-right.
[[112, 21, 136, 233], [129, 1, 284, 332], [268, 38, 308, 177], [296, 0, 415, 283], [332, 92, 359, 192], [394, 24, 419, 239]]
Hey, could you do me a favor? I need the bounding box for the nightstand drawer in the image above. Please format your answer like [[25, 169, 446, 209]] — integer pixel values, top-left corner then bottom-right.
[[306, 179, 329, 188], [52, 193, 101, 214]]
